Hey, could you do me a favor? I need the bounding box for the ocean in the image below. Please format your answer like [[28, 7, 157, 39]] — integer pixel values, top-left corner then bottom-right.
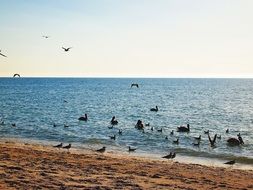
[[0, 78, 252, 167]]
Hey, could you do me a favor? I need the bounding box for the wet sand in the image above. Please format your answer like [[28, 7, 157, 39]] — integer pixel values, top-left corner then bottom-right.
[[0, 141, 252, 190]]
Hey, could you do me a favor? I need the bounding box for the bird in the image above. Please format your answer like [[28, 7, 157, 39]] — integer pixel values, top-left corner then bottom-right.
[[128, 146, 137, 152], [157, 128, 162, 132], [53, 143, 63, 148], [42, 35, 50, 38], [118, 129, 122, 135], [173, 138, 179, 144], [170, 130, 174, 135], [150, 126, 154, 131], [0, 119, 4, 125], [96, 146, 106, 153], [110, 116, 118, 125], [109, 135, 116, 140], [227, 133, 244, 146], [150, 106, 158, 112], [108, 126, 113, 129], [62, 47, 72, 52], [194, 135, 201, 141], [0, 50, 7, 57], [217, 135, 221, 139], [53, 123, 57, 127], [64, 124, 69, 128], [13, 74, 20, 77], [62, 144, 71, 150], [171, 152, 176, 159], [145, 123, 150, 126], [204, 130, 209, 134], [78, 114, 88, 121], [165, 136, 168, 140], [63, 100, 68, 103], [226, 128, 229, 133], [193, 141, 200, 146], [162, 152, 172, 159], [131, 83, 139, 88], [208, 134, 217, 147], [11, 123, 16, 127], [224, 160, 235, 165], [177, 124, 190, 132]]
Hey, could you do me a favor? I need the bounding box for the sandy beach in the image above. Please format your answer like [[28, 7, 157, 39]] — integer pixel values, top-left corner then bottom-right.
[[0, 141, 252, 190]]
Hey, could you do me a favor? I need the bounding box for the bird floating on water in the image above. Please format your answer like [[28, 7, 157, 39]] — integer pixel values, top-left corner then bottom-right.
[[150, 106, 158, 112], [128, 146, 137, 152], [227, 133, 244, 146], [173, 138, 179, 144], [177, 124, 190, 132], [110, 116, 118, 125], [78, 114, 88, 121]]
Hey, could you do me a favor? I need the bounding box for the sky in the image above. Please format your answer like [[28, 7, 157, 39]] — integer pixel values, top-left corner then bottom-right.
[[0, 0, 253, 77]]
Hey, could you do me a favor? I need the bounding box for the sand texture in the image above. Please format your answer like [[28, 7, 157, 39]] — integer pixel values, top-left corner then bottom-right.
[[0, 141, 252, 190]]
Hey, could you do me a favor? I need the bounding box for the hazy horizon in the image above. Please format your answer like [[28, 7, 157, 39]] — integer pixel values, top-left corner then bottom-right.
[[1, 0, 253, 77]]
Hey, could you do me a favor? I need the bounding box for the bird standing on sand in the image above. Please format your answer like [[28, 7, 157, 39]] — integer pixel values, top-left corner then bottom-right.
[[62, 144, 71, 151], [62, 47, 72, 52], [224, 160, 235, 165], [128, 146, 137, 152], [96, 146, 106, 153], [53, 143, 63, 148], [0, 50, 7, 57]]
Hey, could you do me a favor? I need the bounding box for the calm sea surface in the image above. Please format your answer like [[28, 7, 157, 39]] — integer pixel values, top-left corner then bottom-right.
[[0, 78, 253, 165]]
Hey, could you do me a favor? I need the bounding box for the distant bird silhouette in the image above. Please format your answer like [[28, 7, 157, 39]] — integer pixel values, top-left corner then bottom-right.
[[13, 74, 20, 77], [0, 50, 7, 57], [177, 124, 190, 132], [170, 130, 174, 135], [224, 160, 235, 165], [53, 143, 63, 148], [96, 146, 106, 153], [204, 130, 209, 134], [78, 114, 88, 121], [162, 152, 172, 159], [53, 123, 57, 127], [217, 135, 221, 139], [63, 100, 68, 103], [42, 35, 50, 38], [145, 123, 150, 126], [108, 126, 113, 129], [62, 47, 72, 52], [157, 128, 162, 132], [62, 143, 71, 151], [151, 126, 154, 131], [64, 124, 69, 128], [110, 116, 118, 125], [165, 136, 168, 140], [173, 138, 179, 144], [193, 141, 200, 146], [131, 83, 139, 88], [150, 106, 158, 112], [11, 123, 16, 127], [128, 146, 137, 152], [226, 128, 229, 133], [208, 134, 217, 147], [118, 129, 122, 135], [109, 135, 116, 140], [194, 135, 201, 141]]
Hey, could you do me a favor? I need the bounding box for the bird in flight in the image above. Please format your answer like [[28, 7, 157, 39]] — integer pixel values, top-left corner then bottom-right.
[[42, 35, 50, 39], [13, 74, 20, 77], [62, 47, 72, 52], [0, 50, 7, 57]]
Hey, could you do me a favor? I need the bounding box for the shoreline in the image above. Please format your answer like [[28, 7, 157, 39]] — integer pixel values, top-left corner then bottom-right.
[[1, 137, 252, 171], [0, 140, 253, 189]]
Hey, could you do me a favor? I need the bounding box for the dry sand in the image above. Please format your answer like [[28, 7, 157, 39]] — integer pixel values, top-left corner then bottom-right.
[[0, 141, 252, 190]]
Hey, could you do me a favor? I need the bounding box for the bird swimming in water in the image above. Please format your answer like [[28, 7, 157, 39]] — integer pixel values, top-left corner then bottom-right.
[[208, 134, 217, 147], [62, 144, 71, 151], [78, 114, 88, 121], [226, 128, 229, 133], [131, 83, 139, 88], [204, 130, 209, 134], [0, 50, 7, 57], [157, 128, 162, 132], [128, 146, 137, 152], [151, 126, 154, 131], [11, 123, 16, 127], [53, 143, 63, 148], [170, 130, 174, 135], [177, 124, 190, 132], [194, 135, 201, 141], [193, 141, 200, 146], [62, 47, 72, 52], [96, 146, 106, 153], [109, 135, 116, 140], [110, 116, 118, 125], [165, 136, 168, 140], [227, 133, 244, 146], [150, 106, 158, 112], [118, 129, 122, 135], [173, 138, 179, 144], [64, 124, 69, 128], [224, 160, 235, 165], [145, 123, 150, 126]]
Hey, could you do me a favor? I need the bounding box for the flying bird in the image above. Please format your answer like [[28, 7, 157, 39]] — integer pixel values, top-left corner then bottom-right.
[[13, 74, 20, 77], [62, 47, 72, 52], [0, 50, 7, 57], [42, 35, 50, 38], [131, 83, 139, 88]]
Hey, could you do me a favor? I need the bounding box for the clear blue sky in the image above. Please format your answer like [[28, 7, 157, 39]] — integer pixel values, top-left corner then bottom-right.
[[1, 0, 253, 77]]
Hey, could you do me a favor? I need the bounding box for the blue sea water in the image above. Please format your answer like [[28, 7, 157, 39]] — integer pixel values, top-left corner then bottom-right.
[[0, 78, 253, 166]]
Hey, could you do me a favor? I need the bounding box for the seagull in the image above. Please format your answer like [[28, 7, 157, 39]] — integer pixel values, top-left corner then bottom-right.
[[62, 143, 71, 150], [96, 146, 106, 153], [42, 35, 50, 38], [128, 146, 137, 152], [53, 143, 63, 148], [62, 47, 72, 52], [224, 160, 235, 165], [0, 50, 7, 57]]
